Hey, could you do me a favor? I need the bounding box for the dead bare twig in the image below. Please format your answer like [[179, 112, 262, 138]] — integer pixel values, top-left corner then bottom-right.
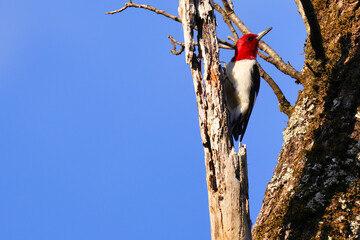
[[258, 51, 276, 65], [168, 35, 185, 55], [214, 3, 239, 42], [168, 35, 234, 56], [106, 2, 182, 23], [228, 0, 234, 10], [228, 35, 236, 43], [218, 38, 235, 48], [257, 64, 292, 116]]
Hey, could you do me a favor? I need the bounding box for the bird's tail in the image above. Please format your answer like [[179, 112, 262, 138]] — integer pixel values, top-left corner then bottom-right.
[[230, 114, 244, 142]]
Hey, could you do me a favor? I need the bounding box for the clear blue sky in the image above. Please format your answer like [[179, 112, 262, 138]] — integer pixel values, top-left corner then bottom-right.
[[0, 1, 305, 239]]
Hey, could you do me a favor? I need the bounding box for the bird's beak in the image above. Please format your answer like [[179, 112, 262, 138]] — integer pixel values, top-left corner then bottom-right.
[[255, 27, 272, 40]]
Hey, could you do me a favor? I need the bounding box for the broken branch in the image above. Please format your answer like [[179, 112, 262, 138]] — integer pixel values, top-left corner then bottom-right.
[[168, 35, 185, 55], [106, 1, 182, 24], [228, 35, 236, 43], [168, 35, 233, 56], [218, 38, 235, 48], [257, 63, 293, 116]]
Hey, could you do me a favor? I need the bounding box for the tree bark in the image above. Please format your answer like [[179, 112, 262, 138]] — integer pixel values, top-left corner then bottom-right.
[[178, 0, 251, 239], [252, 1, 360, 239]]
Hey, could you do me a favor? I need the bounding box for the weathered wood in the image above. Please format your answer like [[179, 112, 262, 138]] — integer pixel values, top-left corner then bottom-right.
[[179, 1, 251, 239]]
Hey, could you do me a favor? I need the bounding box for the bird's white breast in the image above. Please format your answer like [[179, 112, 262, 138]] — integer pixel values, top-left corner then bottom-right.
[[226, 59, 257, 117], [226, 59, 257, 92]]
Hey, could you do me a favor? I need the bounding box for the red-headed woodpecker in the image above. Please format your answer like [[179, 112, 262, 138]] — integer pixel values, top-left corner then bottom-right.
[[225, 27, 272, 141]]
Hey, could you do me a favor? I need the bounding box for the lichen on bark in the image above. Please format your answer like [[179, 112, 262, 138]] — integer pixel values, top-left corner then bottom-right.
[[252, 1, 360, 239]]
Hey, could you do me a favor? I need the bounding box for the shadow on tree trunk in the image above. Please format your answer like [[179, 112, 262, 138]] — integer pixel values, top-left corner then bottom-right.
[[282, 34, 360, 239]]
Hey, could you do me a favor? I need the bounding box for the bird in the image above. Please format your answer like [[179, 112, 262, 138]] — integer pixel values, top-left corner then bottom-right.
[[225, 27, 272, 142]]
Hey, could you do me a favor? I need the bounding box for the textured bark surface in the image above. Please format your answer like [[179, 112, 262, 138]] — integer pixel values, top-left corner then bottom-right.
[[178, 0, 251, 239], [252, 1, 360, 239]]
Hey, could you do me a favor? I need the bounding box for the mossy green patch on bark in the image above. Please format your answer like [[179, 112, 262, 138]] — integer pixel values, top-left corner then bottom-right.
[[253, 1, 360, 239]]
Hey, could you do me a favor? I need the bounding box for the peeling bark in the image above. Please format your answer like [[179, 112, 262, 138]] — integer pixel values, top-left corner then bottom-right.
[[179, 0, 251, 239]]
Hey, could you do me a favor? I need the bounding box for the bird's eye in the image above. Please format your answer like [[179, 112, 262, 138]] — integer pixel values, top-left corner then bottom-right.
[[246, 37, 253, 42]]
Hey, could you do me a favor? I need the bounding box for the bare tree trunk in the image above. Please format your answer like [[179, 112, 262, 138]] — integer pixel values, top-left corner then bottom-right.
[[252, 1, 360, 239], [178, 1, 251, 239]]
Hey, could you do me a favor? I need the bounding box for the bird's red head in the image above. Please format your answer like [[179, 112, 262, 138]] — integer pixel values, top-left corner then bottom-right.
[[231, 27, 272, 62]]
